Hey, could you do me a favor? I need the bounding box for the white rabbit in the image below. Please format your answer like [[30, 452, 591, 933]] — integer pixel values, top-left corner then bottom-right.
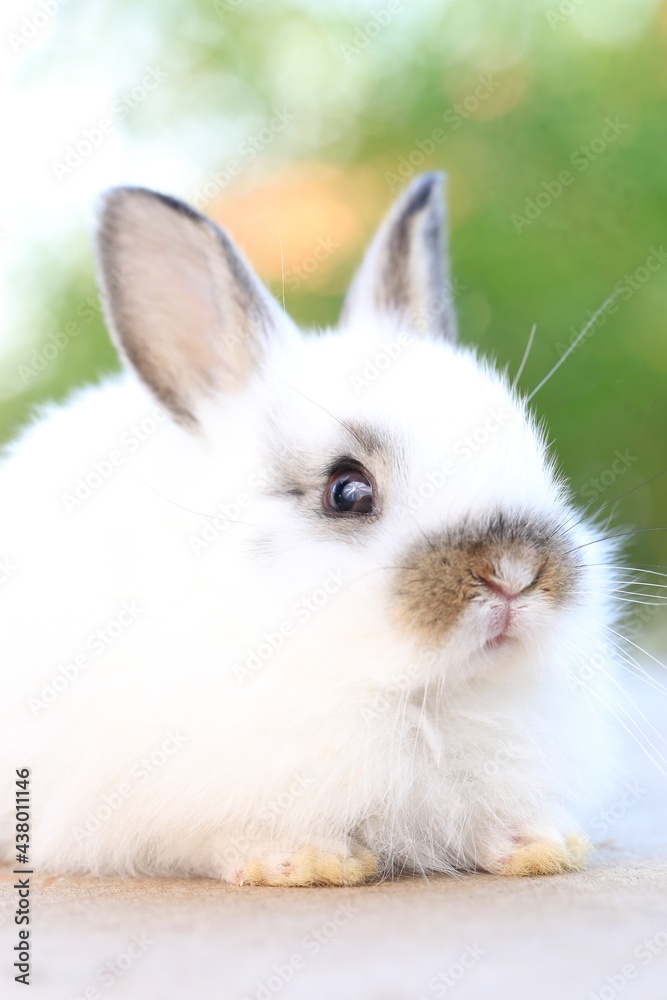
[[0, 173, 620, 885]]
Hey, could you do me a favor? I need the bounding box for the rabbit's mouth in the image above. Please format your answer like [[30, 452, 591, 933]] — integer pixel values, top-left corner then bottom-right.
[[390, 512, 580, 650], [483, 599, 518, 649]]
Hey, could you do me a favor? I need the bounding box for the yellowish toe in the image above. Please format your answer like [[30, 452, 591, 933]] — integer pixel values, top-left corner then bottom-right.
[[499, 834, 592, 877], [239, 847, 378, 887]]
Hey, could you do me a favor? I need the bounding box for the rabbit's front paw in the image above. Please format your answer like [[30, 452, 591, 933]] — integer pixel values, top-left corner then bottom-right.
[[235, 844, 378, 887], [491, 832, 592, 876]]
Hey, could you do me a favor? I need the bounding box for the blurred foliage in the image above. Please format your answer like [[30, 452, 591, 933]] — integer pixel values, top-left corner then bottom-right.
[[1, 0, 666, 569]]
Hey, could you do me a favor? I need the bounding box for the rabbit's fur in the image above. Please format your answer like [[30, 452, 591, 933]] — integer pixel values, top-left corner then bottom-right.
[[0, 174, 618, 883]]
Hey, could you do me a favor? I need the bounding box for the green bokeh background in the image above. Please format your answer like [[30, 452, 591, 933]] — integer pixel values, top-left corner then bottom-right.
[[2, 0, 666, 569]]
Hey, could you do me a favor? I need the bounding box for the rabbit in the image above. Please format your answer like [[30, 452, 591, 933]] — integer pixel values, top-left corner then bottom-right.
[[0, 171, 620, 885]]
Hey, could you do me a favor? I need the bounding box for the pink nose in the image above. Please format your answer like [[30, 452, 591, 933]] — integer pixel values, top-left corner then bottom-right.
[[478, 575, 530, 600]]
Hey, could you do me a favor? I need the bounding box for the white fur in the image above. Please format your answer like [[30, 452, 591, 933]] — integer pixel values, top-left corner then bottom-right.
[[0, 183, 620, 880]]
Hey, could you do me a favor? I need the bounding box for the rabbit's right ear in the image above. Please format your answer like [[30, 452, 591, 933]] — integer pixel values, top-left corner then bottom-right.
[[95, 187, 286, 426], [341, 172, 457, 341]]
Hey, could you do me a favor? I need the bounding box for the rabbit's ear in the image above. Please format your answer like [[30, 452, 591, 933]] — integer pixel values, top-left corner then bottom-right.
[[95, 187, 286, 425], [341, 172, 457, 341]]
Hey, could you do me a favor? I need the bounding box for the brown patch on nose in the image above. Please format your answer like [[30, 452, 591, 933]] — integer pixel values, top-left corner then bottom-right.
[[392, 517, 579, 647]]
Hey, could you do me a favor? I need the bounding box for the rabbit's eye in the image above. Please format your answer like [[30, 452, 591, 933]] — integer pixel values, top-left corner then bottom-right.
[[325, 467, 374, 515]]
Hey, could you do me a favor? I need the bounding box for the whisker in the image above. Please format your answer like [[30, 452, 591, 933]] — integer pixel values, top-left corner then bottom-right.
[[525, 289, 621, 403], [593, 587, 667, 597], [600, 501, 621, 534], [511, 322, 536, 390], [572, 612, 667, 674], [595, 579, 667, 591], [585, 686, 666, 775], [583, 564, 667, 585], [609, 653, 667, 698], [127, 468, 260, 527], [567, 526, 667, 554], [277, 378, 370, 453], [602, 565, 667, 580], [588, 632, 667, 698], [558, 400, 659, 537], [578, 592, 667, 607], [560, 633, 667, 752], [556, 466, 667, 540], [563, 624, 667, 752]]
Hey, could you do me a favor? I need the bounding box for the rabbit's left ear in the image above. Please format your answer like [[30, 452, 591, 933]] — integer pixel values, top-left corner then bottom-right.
[[341, 172, 457, 341], [95, 187, 289, 427]]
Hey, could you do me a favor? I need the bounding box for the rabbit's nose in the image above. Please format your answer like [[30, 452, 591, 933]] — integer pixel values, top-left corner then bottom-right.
[[392, 522, 576, 649], [478, 575, 522, 600], [477, 555, 546, 599]]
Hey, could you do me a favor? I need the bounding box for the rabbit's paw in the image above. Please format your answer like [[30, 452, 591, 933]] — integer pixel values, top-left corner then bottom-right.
[[493, 833, 592, 877], [235, 844, 378, 887]]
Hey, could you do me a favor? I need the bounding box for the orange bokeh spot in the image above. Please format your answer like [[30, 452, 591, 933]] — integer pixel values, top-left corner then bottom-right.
[[205, 163, 388, 290]]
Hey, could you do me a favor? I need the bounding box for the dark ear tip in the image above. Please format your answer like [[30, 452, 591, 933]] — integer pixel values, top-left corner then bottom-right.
[[95, 186, 203, 231], [413, 170, 446, 191], [399, 172, 445, 217], [393, 172, 446, 226]]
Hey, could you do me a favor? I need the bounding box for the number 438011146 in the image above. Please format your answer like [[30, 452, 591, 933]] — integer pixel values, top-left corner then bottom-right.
[[15, 769, 30, 865]]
